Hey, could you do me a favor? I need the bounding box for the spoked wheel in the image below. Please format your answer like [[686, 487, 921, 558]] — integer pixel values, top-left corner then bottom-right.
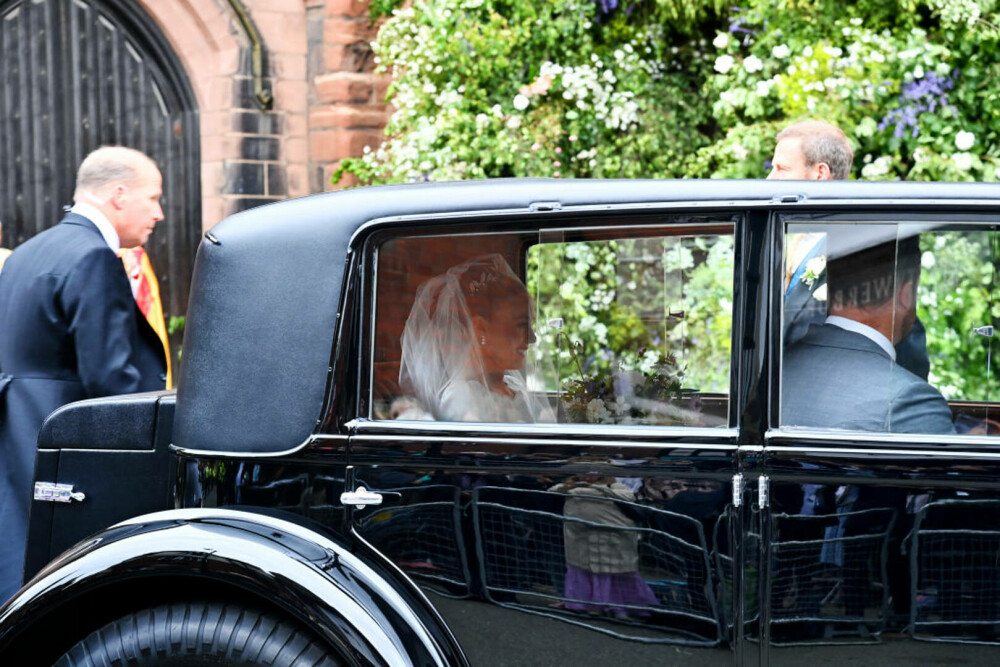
[[54, 600, 343, 666]]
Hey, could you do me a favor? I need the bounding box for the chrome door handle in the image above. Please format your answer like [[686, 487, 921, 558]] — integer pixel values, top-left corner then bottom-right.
[[34, 481, 86, 503], [340, 486, 383, 509]]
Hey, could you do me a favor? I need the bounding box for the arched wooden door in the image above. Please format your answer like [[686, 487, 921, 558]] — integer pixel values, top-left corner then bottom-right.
[[0, 0, 200, 335]]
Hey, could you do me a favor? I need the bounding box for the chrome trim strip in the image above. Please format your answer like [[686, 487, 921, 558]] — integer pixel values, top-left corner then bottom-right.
[[170, 434, 349, 459], [346, 420, 738, 440], [765, 444, 1000, 459], [349, 434, 739, 450], [766, 428, 998, 448], [348, 197, 1000, 246]]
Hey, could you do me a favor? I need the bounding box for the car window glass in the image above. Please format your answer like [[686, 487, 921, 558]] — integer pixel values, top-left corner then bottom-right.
[[371, 220, 736, 427], [781, 221, 998, 435], [530, 228, 734, 427]]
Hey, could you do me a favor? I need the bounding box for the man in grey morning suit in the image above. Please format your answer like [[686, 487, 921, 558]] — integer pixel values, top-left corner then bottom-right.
[[782, 233, 953, 435], [0, 147, 167, 603]]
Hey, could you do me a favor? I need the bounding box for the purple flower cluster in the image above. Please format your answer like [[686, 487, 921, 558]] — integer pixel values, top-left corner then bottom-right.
[[729, 6, 754, 35], [592, 0, 636, 17], [879, 71, 955, 140]]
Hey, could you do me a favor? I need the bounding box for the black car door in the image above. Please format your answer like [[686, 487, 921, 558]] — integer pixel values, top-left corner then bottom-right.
[[343, 206, 761, 665], [762, 207, 1000, 665]]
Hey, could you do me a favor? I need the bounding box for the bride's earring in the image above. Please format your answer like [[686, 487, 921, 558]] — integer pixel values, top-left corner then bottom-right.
[[480, 335, 486, 345]]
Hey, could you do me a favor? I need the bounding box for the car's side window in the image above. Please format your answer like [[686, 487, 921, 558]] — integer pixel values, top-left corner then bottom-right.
[[528, 225, 734, 427], [371, 219, 736, 427], [781, 221, 998, 435]]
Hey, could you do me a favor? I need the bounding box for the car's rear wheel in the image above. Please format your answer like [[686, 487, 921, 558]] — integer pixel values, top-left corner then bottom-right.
[[53, 600, 343, 666]]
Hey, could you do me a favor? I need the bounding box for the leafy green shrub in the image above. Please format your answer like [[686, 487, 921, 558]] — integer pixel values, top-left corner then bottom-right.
[[341, 0, 1000, 405]]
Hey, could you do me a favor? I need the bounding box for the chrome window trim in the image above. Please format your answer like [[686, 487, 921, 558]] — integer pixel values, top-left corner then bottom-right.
[[361, 213, 741, 428], [766, 428, 1000, 455], [341, 420, 739, 448], [774, 214, 1000, 437], [349, 197, 1000, 248]]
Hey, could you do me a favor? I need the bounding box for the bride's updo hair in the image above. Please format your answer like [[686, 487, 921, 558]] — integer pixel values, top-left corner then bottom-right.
[[454, 254, 527, 321]]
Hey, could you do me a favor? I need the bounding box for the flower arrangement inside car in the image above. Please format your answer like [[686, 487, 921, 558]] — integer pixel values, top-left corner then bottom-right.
[[558, 346, 703, 427]]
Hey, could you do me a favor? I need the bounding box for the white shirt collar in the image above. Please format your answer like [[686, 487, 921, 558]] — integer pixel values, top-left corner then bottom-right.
[[70, 202, 120, 253], [825, 315, 896, 361]]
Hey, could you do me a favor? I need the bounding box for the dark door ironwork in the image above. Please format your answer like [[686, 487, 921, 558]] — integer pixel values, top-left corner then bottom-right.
[[0, 0, 200, 331]]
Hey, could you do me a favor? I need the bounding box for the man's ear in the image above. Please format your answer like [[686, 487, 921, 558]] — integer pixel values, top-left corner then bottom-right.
[[109, 185, 127, 210], [814, 162, 833, 180], [897, 278, 917, 311]]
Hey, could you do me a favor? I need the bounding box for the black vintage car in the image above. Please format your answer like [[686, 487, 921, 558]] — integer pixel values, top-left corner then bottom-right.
[[2, 179, 1000, 666]]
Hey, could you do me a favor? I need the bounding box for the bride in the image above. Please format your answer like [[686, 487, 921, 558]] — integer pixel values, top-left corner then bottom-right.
[[398, 254, 554, 423]]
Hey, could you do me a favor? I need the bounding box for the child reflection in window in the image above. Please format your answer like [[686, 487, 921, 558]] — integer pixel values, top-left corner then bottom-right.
[[549, 476, 658, 618], [397, 254, 553, 423]]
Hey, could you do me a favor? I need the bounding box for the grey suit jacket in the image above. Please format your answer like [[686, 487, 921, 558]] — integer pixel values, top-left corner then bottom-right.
[[782, 323, 954, 434]]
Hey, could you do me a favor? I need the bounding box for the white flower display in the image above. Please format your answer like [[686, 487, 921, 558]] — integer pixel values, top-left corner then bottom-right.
[[743, 55, 764, 73], [952, 152, 973, 171], [803, 256, 826, 287], [955, 131, 975, 151], [772, 44, 791, 59], [586, 398, 611, 423], [861, 155, 894, 179], [713, 33, 729, 49], [714, 54, 735, 74], [512, 93, 529, 111]]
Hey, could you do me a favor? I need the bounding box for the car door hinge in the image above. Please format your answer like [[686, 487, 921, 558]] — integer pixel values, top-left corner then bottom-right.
[[34, 482, 85, 503], [732, 473, 744, 508], [758, 475, 770, 509]]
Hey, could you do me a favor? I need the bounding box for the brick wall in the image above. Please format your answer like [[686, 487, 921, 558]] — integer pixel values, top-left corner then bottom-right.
[[139, 0, 390, 232], [309, 0, 390, 190]]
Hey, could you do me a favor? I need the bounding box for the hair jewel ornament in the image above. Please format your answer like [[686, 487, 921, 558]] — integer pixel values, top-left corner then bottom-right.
[[468, 269, 498, 294]]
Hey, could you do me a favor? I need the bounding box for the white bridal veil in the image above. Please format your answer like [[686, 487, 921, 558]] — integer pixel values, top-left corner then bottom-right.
[[398, 254, 552, 423]]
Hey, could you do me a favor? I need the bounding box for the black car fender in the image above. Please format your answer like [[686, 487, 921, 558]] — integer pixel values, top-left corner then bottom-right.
[[0, 508, 466, 666]]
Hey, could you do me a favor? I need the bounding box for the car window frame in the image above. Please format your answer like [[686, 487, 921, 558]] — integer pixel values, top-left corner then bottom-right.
[[767, 207, 1000, 451], [345, 207, 750, 440]]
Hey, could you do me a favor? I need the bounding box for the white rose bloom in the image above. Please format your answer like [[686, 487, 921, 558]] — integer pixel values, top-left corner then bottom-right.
[[955, 130, 975, 151], [805, 256, 826, 276], [744, 55, 764, 73], [714, 54, 735, 74], [953, 152, 973, 171], [756, 80, 772, 97], [713, 33, 730, 49], [513, 94, 529, 111], [772, 44, 791, 59], [506, 115, 522, 129]]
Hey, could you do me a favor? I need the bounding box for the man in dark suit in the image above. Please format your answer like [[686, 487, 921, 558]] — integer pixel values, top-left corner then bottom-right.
[[0, 146, 167, 601], [782, 233, 953, 434]]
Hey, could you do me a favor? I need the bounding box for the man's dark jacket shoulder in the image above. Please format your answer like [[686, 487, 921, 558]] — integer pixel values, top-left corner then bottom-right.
[[0, 212, 165, 601]]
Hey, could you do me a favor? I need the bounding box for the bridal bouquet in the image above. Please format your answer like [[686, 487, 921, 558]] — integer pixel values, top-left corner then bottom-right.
[[560, 349, 692, 426]]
